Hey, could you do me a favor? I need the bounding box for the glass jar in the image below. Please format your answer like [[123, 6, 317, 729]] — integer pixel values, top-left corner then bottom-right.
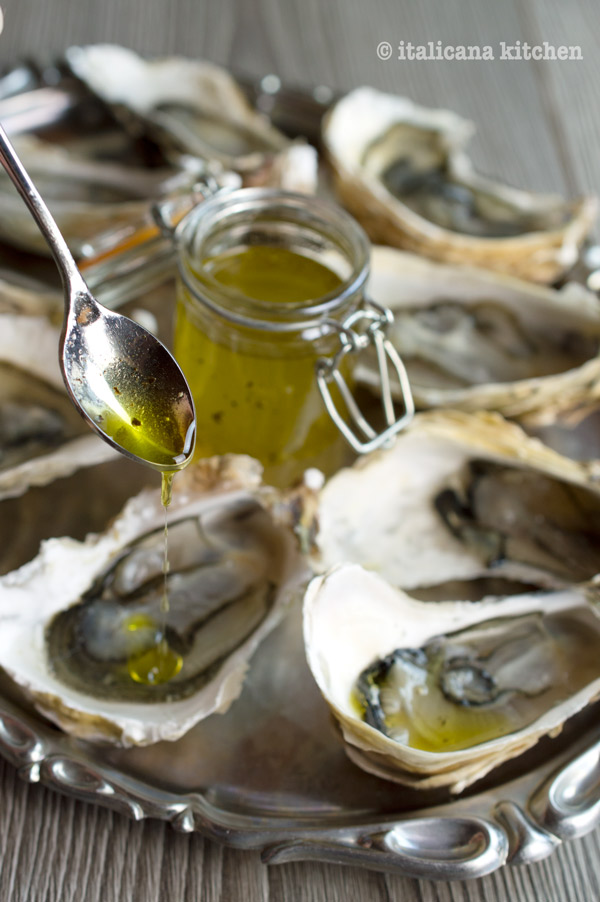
[[172, 188, 370, 486]]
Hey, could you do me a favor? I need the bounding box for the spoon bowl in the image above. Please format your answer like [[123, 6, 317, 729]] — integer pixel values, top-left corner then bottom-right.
[[0, 122, 196, 471], [62, 290, 196, 471]]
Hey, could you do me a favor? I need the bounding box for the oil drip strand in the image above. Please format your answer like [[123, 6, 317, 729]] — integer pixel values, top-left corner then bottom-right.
[[126, 471, 183, 685]]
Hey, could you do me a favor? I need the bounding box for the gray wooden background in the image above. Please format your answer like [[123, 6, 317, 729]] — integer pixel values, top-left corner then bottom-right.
[[1, 0, 600, 899]]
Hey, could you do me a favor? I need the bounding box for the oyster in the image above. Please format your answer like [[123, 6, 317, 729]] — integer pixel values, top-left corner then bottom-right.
[[0, 315, 118, 500], [323, 88, 597, 282], [0, 270, 62, 321], [304, 563, 600, 792], [315, 410, 600, 594], [358, 246, 600, 423], [0, 133, 199, 257], [0, 456, 308, 746], [66, 44, 318, 193]]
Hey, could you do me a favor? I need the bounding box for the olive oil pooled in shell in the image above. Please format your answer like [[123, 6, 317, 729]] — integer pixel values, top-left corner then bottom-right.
[[354, 611, 600, 753]]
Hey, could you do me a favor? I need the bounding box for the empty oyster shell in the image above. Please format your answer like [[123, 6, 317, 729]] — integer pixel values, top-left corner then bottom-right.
[[66, 44, 317, 193], [358, 246, 600, 423], [315, 410, 600, 594], [0, 315, 118, 500], [323, 88, 597, 282], [304, 563, 600, 792], [0, 456, 308, 746]]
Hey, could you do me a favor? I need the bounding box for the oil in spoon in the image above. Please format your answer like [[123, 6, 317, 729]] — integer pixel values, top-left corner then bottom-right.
[[94, 373, 195, 472]]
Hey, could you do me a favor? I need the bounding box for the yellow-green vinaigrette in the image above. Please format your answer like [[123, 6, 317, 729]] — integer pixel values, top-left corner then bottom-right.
[[175, 246, 352, 485]]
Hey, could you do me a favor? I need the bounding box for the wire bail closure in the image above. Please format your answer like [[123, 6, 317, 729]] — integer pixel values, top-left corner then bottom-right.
[[152, 169, 241, 239], [316, 300, 414, 454]]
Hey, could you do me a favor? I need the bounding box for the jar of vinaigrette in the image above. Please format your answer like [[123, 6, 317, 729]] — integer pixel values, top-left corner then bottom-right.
[[171, 189, 371, 486]]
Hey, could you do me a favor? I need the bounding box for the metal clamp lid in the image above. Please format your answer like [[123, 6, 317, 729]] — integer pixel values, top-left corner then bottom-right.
[[316, 299, 414, 454]]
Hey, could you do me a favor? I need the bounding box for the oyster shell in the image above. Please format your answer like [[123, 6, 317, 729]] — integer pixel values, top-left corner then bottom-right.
[[304, 563, 600, 792], [323, 88, 597, 282], [66, 44, 318, 193], [0, 456, 308, 746], [359, 246, 600, 423], [0, 315, 118, 500], [315, 410, 600, 594], [0, 270, 62, 321], [0, 133, 199, 257], [0, 265, 159, 334]]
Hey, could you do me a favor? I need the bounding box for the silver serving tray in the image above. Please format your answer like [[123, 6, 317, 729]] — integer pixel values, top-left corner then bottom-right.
[[1, 61, 600, 882], [1, 586, 600, 881]]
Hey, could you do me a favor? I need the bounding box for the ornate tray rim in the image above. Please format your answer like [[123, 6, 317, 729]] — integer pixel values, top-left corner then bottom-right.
[[1, 678, 600, 881]]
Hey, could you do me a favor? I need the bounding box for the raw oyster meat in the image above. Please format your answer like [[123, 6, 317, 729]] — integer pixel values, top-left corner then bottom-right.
[[314, 410, 600, 594], [358, 246, 600, 423], [66, 44, 318, 193], [304, 563, 600, 792], [323, 88, 597, 282], [0, 456, 308, 746], [0, 314, 118, 500]]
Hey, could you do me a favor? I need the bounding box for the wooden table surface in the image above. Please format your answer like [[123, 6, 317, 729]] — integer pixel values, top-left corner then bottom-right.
[[1, 0, 600, 899]]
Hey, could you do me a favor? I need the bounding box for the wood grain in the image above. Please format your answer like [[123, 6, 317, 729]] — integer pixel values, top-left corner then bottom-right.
[[0, 0, 599, 899]]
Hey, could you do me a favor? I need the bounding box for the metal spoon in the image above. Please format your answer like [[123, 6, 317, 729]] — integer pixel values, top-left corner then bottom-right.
[[0, 122, 196, 472]]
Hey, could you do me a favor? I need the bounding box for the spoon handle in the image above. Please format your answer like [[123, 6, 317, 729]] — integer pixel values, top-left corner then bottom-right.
[[0, 122, 89, 302]]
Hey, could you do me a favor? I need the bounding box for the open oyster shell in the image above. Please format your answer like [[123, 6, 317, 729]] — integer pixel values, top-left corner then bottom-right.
[[0, 456, 309, 746], [314, 410, 600, 594], [0, 133, 200, 258], [358, 246, 600, 423], [304, 563, 600, 792], [323, 88, 597, 282], [66, 44, 317, 193], [0, 314, 118, 500]]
